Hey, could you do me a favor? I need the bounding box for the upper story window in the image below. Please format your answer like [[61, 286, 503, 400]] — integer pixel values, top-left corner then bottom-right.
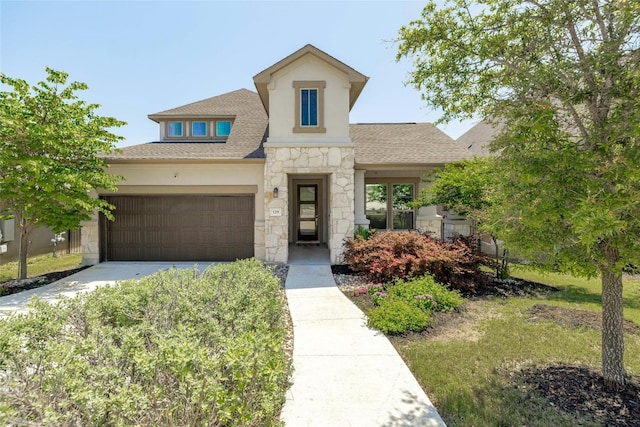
[[162, 119, 233, 141], [167, 121, 183, 137], [293, 81, 326, 133], [301, 89, 318, 126], [191, 121, 208, 137], [216, 120, 232, 137]]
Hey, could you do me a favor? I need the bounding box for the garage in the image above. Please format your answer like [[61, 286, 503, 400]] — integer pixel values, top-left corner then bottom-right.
[[101, 195, 254, 261]]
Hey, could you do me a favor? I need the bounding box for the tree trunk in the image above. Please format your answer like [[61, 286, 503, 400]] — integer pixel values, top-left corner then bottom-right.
[[600, 253, 625, 390], [19, 223, 29, 280]]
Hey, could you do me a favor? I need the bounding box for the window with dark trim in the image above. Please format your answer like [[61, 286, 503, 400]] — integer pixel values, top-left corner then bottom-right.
[[365, 182, 416, 230]]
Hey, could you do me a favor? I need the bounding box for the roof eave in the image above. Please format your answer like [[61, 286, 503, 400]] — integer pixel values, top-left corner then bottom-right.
[[105, 157, 266, 164]]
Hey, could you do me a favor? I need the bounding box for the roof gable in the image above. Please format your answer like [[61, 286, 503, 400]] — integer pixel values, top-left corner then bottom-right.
[[253, 44, 368, 114], [456, 121, 502, 157]]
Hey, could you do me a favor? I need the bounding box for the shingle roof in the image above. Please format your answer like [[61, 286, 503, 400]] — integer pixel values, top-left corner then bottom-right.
[[105, 91, 471, 165], [456, 121, 502, 157], [351, 123, 473, 165], [105, 89, 268, 161]]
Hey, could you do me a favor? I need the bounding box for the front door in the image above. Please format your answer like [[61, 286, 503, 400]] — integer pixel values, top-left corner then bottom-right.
[[297, 184, 318, 241]]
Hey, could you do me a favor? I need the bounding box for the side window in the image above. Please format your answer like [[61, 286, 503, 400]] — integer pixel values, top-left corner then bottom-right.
[[365, 182, 415, 230], [216, 121, 232, 137], [167, 121, 183, 137]]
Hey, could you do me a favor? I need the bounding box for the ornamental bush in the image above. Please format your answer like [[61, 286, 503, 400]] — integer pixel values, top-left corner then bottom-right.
[[343, 231, 490, 292], [367, 298, 431, 335], [389, 275, 464, 312], [0, 259, 290, 427]]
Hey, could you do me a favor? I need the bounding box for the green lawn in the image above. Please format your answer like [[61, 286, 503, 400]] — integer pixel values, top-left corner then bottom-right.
[[0, 252, 82, 283], [385, 267, 640, 426]]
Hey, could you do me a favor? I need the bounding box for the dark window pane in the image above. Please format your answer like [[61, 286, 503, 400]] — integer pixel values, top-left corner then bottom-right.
[[392, 184, 414, 230], [366, 184, 387, 229]]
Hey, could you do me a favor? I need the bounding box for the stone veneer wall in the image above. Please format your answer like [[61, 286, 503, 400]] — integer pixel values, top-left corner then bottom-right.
[[81, 213, 100, 266], [264, 145, 355, 264]]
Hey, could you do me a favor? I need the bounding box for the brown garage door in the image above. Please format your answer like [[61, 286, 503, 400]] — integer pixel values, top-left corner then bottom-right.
[[102, 195, 254, 261]]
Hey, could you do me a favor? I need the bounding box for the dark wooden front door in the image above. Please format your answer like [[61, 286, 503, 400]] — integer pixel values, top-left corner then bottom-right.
[[102, 195, 254, 261], [297, 184, 318, 241]]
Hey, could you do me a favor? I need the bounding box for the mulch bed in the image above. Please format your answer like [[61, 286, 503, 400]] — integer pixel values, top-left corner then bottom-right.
[[517, 365, 640, 426], [528, 304, 640, 334], [0, 266, 90, 297]]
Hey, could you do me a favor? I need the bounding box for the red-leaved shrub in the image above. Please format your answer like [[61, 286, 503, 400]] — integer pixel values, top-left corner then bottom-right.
[[342, 231, 491, 292]]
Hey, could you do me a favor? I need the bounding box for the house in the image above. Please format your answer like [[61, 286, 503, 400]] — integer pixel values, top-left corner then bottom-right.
[[81, 44, 473, 265]]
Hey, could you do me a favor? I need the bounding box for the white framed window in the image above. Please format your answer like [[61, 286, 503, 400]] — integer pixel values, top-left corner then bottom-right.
[[216, 121, 232, 137], [191, 121, 208, 137], [167, 121, 183, 137]]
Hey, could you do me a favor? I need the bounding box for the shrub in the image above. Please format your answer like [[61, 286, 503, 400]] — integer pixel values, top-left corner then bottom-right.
[[354, 225, 374, 240], [0, 259, 290, 427], [389, 275, 465, 312], [367, 298, 431, 335], [343, 231, 491, 292]]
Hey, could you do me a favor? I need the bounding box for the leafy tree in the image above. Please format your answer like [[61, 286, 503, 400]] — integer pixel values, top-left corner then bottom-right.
[[413, 157, 509, 277], [397, 0, 640, 389], [0, 68, 124, 279]]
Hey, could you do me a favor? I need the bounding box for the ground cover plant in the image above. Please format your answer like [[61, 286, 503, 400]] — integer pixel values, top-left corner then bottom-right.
[[337, 265, 640, 426], [354, 275, 464, 335], [0, 258, 291, 427], [343, 231, 490, 292]]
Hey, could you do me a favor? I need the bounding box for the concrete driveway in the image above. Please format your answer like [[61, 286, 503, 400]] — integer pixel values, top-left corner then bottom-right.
[[0, 261, 212, 317]]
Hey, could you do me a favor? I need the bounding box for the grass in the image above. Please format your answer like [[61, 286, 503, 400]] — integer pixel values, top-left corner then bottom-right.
[[0, 252, 82, 282], [380, 266, 640, 426]]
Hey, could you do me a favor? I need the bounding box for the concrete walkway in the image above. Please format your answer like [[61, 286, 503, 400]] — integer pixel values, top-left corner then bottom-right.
[[281, 246, 446, 426]]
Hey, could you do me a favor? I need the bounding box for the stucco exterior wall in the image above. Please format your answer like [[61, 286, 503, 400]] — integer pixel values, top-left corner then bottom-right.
[[264, 145, 355, 264], [81, 162, 265, 265], [266, 56, 351, 144]]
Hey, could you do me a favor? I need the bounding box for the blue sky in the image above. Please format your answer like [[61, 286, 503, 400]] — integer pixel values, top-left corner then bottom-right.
[[1, 0, 474, 147]]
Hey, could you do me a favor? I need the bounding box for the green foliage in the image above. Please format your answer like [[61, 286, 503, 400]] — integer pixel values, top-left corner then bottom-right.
[[396, 0, 640, 272], [0, 259, 290, 426], [343, 231, 491, 292], [367, 298, 431, 335], [363, 275, 464, 334], [412, 157, 496, 217], [354, 225, 373, 240], [390, 275, 465, 313], [0, 68, 125, 278], [397, 0, 640, 385]]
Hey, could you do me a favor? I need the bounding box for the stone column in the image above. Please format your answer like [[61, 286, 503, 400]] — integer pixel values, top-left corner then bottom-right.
[[81, 212, 100, 265], [354, 169, 370, 230]]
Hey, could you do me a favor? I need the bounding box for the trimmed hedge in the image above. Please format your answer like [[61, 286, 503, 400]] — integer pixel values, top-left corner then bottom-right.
[[343, 231, 490, 292], [0, 259, 290, 427]]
